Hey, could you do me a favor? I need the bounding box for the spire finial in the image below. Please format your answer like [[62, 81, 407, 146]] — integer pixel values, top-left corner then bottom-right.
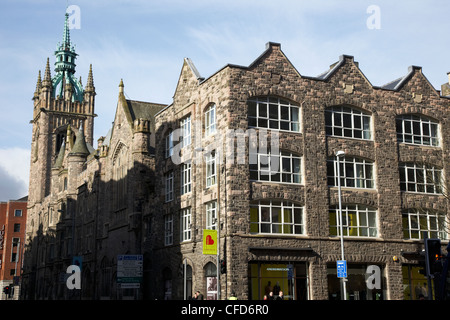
[[119, 79, 124, 94], [34, 70, 42, 96], [42, 58, 52, 87], [62, 12, 71, 49]]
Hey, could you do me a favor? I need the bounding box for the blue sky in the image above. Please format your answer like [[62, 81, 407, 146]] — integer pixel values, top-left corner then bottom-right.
[[0, 0, 449, 201]]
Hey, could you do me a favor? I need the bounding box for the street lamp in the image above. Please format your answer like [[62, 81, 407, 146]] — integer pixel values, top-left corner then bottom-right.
[[335, 150, 347, 300]]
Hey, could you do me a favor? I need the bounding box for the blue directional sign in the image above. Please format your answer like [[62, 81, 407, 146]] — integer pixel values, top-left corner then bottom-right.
[[337, 260, 347, 278]]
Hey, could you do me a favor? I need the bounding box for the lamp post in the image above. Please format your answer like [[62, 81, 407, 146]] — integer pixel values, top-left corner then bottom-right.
[[336, 150, 347, 300]]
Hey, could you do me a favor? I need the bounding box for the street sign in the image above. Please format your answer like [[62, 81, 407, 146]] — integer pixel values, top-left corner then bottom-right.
[[117, 255, 143, 283], [337, 260, 347, 278]]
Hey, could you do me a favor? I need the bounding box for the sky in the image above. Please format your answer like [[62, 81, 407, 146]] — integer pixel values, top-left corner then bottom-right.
[[0, 0, 449, 201]]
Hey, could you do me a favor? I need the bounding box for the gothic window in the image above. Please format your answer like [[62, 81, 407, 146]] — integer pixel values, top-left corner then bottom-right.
[[248, 97, 300, 132], [113, 143, 128, 210], [325, 105, 371, 140]]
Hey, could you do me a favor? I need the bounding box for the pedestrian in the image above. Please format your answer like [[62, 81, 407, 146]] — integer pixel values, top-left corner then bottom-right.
[[228, 291, 238, 300], [276, 291, 284, 300], [196, 290, 204, 300], [268, 291, 274, 300]]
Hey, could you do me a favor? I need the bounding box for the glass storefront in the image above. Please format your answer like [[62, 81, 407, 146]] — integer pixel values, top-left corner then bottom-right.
[[249, 262, 308, 300], [327, 263, 385, 300], [402, 264, 431, 300]]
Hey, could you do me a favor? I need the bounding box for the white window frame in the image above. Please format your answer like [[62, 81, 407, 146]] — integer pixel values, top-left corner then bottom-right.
[[205, 104, 216, 136], [327, 156, 375, 189], [399, 163, 442, 194], [329, 205, 378, 238], [165, 171, 174, 202], [165, 131, 174, 158], [164, 214, 173, 246], [396, 114, 439, 147], [181, 162, 192, 195], [205, 151, 216, 187], [250, 200, 304, 235], [325, 105, 372, 140], [14, 209, 22, 217], [180, 115, 191, 148], [249, 150, 302, 184], [180, 208, 192, 242], [206, 201, 217, 230], [402, 209, 447, 240], [248, 96, 300, 132]]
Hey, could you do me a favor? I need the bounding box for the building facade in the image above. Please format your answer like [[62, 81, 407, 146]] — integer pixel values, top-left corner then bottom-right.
[[0, 197, 27, 299], [23, 13, 450, 300]]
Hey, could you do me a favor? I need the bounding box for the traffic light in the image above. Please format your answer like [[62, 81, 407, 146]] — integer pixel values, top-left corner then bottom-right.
[[3, 286, 10, 296], [425, 238, 442, 276], [220, 259, 226, 274]]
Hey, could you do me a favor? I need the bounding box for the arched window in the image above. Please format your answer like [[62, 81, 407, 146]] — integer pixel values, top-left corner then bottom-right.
[[248, 96, 300, 132], [327, 156, 375, 189], [204, 262, 217, 300], [113, 143, 127, 210], [204, 104, 216, 136], [325, 105, 371, 140], [396, 114, 439, 146], [399, 163, 442, 194]]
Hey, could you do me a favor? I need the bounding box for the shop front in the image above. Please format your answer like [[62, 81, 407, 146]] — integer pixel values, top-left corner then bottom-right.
[[327, 263, 385, 300], [249, 262, 308, 300]]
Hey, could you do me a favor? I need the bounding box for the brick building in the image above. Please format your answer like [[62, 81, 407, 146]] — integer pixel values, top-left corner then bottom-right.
[[23, 12, 450, 300], [0, 197, 27, 299]]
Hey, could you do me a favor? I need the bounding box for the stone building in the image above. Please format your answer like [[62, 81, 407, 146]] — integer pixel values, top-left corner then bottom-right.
[[23, 12, 450, 300], [152, 42, 450, 301]]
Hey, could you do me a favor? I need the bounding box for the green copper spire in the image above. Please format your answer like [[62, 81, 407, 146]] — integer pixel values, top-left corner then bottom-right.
[[52, 12, 84, 102]]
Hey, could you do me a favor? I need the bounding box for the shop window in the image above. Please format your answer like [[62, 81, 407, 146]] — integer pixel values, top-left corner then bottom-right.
[[327, 263, 385, 300], [248, 262, 308, 300], [402, 264, 431, 300]]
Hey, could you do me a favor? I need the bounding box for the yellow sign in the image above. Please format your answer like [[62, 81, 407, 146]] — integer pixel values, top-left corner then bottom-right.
[[202, 229, 217, 255]]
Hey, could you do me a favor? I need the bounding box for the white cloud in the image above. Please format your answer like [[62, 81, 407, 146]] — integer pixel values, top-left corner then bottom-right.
[[0, 147, 30, 201]]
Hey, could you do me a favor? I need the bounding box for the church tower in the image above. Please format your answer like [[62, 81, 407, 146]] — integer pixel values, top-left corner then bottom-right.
[[29, 12, 96, 203]]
